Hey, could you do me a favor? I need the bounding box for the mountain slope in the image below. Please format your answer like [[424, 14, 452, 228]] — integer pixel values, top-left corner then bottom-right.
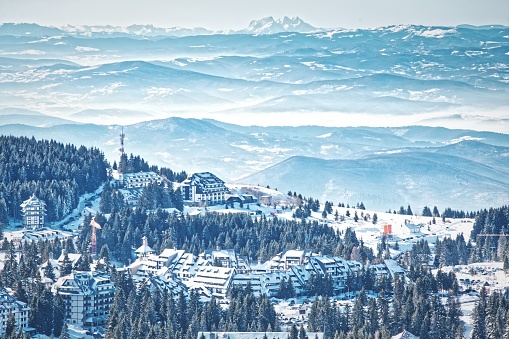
[[240, 154, 509, 211]]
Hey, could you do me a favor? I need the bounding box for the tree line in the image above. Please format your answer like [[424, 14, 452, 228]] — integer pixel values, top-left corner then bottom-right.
[[81, 208, 374, 266], [104, 279, 279, 339]]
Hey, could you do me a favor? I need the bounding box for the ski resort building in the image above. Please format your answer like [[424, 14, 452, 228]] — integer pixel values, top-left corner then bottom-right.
[[126, 245, 406, 301], [226, 194, 258, 205], [0, 289, 29, 337], [121, 171, 163, 188], [186, 265, 235, 299], [20, 194, 46, 230], [180, 172, 229, 205], [307, 256, 352, 291], [52, 271, 115, 330], [268, 249, 315, 271]]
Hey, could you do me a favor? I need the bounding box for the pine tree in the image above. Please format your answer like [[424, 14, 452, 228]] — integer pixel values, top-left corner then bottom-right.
[[471, 288, 488, 339], [503, 309, 509, 339], [298, 324, 308, 339], [60, 252, 73, 276], [289, 323, 299, 339], [4, 314, 16, 339], [60, 322, 70, 339]]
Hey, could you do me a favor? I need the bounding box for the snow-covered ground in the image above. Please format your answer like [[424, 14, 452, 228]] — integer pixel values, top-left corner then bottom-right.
[[220, 184, 475, 258]]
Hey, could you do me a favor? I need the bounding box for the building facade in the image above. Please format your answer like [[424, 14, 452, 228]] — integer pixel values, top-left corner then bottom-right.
[[20, 194, 46, 230], [122, 171, 163, 188], [52, 271, 115, 330], [0, 289, 29, 337], [180, 172, 229, 205]]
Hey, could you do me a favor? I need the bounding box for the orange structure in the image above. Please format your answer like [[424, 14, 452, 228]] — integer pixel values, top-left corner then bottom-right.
[[383, 224, 392, 236], [91, 218, 102, 256]]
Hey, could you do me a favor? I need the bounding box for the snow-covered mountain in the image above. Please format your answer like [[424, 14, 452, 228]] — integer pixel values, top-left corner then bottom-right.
[[240, 151, 509, 212], [0, 23, 507, 131], [0, 17, 317, 38], [239, 16, 318, 34]]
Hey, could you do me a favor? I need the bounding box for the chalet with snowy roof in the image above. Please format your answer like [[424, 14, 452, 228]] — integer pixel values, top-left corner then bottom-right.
[[163, 250, 199, 281], [384, 259, 406, 279], [39, 254, 61, 286], [122, 171, 163, 188], [57, 249, 82, 268], [0, 288, 30, 337], [405, 223, 422, 234], [20, 194, 46, 230], [52, 271, 115, 331], [128, 260, 160, 281], [118, 188, 142, 206], [180, 172, 229, 206], [81, 206, 97, 217], [259, 271, 292, 297], [391, 330, 419, 339], [226, 194, 258, 205]]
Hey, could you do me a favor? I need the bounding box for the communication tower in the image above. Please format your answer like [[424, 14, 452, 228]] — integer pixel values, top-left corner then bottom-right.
[[119, 126, 125, 157]]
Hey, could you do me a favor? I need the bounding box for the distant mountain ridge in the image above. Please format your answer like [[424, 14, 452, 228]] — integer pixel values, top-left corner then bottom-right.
[[1, 23, 507, 132], [0, 17, 319, 38]]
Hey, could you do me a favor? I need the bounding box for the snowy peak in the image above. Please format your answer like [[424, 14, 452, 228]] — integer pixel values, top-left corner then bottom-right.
[[0, 17, 319, 38], [241, 16, 317, 34]]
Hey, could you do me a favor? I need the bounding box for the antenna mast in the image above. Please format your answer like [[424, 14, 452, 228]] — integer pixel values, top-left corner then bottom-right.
[[119, 126, 125, 157], [118, 127, 125, 173]]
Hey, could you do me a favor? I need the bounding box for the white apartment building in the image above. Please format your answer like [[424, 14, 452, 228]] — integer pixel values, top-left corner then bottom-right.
[[186, 265, 235, 300], [0, 289, 29, 337], [52, 271, 115, 330], [268, 249, 314, 271], [20, 194, 46, 230], [180, 172, 229, 205], [122, 171, 163, 188]]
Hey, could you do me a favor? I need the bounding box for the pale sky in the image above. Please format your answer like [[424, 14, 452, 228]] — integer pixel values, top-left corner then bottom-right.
[[0, 0, 507, 30]]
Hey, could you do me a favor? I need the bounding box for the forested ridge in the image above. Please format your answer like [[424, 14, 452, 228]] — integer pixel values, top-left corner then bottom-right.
[[83, 208, 374, 265], [0, 135, 108, 223]]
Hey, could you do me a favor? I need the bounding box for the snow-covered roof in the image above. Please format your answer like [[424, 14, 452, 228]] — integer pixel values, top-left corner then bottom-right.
[[197, 332, 324, 339], [20, 194, 46, 208], [391, 330, 419, 339], [135, 236, 155, 255], [384, 259, 406, 278]]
